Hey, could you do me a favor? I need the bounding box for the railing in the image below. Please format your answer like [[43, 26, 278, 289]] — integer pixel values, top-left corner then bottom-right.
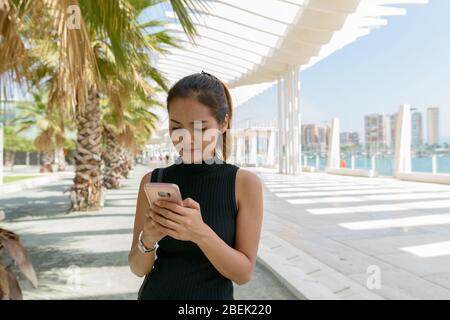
[[302, 153, 450, 176]]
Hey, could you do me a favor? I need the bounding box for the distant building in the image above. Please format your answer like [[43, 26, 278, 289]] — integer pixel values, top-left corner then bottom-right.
[[389, 109, 423, 150], [427, 107, 440, 145], [411, 111, 423, 149], [365, 114, 388, 150], [390, 112, 398, 149], [340, 132, 359, 146], [301, 124, 329, 152]]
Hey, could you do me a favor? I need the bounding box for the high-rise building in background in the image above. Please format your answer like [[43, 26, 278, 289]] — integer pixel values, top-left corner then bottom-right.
[[427, 107, 440, 145], [365, 114, 388, 151], [390, 109, 426, 150], [340, 132, 360, 146], [390, 112, 398, 149], [411, 110, 423, 149], [302, 124, 329, 152]]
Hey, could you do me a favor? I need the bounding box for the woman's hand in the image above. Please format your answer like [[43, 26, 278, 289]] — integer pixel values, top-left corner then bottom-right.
[[150, 198, 209, 243], [141, 203, 168, 246]]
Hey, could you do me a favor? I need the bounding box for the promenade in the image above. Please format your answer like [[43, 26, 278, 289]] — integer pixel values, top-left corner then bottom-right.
[[0, 164, 295, 300], [3, 163, 450, 299], [254, 167, 450, 299]]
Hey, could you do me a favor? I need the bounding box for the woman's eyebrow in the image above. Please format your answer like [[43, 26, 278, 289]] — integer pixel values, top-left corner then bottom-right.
[[192, 120, 209, 125], [170, 119, 209, 125], [170, 118, 182, 124]]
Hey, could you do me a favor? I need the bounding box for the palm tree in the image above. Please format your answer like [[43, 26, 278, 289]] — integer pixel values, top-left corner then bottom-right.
[[0, 227, 38, 299], [1, 0, 201, 211], [70, 0, 201, 211], [98, 13, 177, 188], [2, 126, 35, 169], [12, 89, 72, 172], [101, 94, 161, 188]]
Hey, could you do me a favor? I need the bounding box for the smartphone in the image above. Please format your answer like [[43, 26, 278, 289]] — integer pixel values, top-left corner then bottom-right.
[[144, 182, 183, 206]]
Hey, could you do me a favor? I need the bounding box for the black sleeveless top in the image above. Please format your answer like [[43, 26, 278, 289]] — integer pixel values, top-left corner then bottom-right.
[[138, 156, 240, 300]]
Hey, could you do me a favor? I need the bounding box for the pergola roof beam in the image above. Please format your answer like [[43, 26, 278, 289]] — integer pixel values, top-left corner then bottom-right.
[[160, 53, 249, 74], [157, 0, 429, 89], [158, 61, 235, 80], [157, 58, 240, 78], [161, 49, 252, 72]]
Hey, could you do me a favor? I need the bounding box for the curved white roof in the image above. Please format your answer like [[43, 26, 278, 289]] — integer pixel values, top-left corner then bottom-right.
[[156, 0, 428, 91]]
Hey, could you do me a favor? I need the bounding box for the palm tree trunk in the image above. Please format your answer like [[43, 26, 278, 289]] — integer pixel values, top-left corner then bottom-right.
[[70, 88, 104, 211], [118, 147, 129, 178], [126, 149, 135, 172], [119, 148, 134, 179], [55, 147, 66, 171], [4, 151, 14, 168], [102, 127, 122, 189], [39, 151, 53, 173]]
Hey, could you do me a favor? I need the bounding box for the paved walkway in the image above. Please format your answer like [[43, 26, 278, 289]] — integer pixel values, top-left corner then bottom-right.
[[253, 168, 450, 299], [0, 164, 295, 300]]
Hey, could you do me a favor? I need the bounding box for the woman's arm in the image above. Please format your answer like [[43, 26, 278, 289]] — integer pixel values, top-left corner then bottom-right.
[[195, 169, 263, 285], [128, 172, 157, 277], [150, 168, 263, 285]]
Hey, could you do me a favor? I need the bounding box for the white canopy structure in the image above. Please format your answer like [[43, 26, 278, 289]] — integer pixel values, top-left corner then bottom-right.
[[154, 0, 428, 174]]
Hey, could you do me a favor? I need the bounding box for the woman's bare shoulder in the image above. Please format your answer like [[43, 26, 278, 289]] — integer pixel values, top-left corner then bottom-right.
[[236, 168, 262, 188], [235, 168, 263, 215], [235, 168, 262, 207]]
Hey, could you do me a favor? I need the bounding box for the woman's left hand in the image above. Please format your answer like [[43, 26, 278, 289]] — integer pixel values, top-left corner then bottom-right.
[[150, 197, 208, 243]]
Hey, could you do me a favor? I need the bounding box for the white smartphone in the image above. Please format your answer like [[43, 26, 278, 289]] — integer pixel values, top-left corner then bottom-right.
[[143, 182, 183, 206]]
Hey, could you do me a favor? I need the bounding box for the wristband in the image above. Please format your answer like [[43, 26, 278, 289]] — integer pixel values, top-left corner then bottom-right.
[[138, 230, 158, 253]]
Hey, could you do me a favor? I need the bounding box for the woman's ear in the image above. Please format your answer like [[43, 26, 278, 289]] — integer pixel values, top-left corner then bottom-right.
[[220, 114, 229, 134]]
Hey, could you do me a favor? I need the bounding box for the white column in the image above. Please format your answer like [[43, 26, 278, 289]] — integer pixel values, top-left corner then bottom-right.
[[292, 66, 302, 174], [277, 79, 286, 173], [236, 135, 244, 165], [267, 130, 276, 167], [393, 104, 412, 176], [371, 155, 376, 172], [327, 118, 340, 169], [432, 154, 437, 174], [249, 133, 257, 166], [278, 65, 302, 174], [284, 72, 291, 173], [0, 123, 3, 186]]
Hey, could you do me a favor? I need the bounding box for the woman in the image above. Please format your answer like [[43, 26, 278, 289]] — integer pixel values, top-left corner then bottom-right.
[[128, 72, 263, 300]]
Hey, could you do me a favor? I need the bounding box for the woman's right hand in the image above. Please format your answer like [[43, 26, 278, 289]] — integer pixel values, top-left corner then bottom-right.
[[141, 203, 167, 246]]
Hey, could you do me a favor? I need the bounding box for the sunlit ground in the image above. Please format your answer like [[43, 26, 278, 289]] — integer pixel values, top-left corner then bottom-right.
[[0, 164, 296, 300]]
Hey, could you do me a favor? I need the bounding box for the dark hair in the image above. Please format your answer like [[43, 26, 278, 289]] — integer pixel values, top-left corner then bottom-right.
[[166, 71, 233, 161]]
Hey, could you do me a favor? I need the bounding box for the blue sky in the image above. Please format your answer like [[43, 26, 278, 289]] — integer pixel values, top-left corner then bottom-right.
[[234, 0, 450, 143]]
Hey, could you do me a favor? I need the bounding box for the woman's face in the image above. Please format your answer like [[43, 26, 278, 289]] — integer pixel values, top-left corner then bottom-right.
[[168, 97, 228, 163]]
